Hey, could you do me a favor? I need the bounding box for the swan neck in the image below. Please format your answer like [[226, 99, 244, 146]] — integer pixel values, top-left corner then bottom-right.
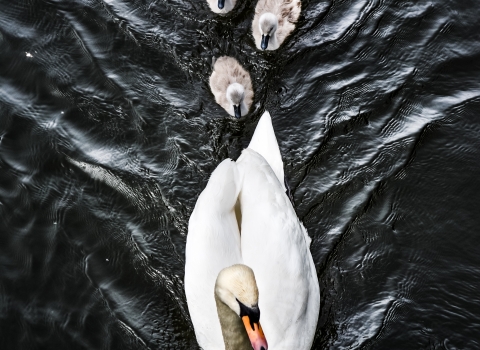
[[222, 0, 234, 11], [268, 33, 279, 49], [215, 293, 252, 350], [240, 101, 248, 117]]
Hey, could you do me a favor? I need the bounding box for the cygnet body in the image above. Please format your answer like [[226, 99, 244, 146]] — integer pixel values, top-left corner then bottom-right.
[[207, 0, 237, 14], [209, 56, 253, 118], [252, 0, 301, 50]]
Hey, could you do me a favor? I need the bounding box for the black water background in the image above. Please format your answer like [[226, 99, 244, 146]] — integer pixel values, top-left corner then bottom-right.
[[1, 0, 480, 349]]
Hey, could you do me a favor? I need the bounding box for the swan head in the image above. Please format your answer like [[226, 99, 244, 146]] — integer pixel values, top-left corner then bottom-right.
[[226, 83, 245, 119], [215, 264, 268, 350], [259, 13, 278, 50]]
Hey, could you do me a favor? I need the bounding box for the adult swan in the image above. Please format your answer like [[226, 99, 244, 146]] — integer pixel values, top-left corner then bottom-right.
[[185, 111, 320, 349]]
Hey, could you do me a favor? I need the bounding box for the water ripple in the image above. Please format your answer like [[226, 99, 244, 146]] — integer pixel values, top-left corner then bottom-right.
[[1, 0, 480, 348]]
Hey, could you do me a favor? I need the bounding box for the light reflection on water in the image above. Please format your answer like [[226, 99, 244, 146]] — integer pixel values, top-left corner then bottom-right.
[[1, 0, 480, 349]]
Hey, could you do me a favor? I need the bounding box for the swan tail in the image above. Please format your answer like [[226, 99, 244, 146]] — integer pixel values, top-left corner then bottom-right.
[[247, 111, 286, 190]]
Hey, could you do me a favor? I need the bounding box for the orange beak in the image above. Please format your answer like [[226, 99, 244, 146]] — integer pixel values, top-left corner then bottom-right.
[[242, 315, 268, 350]]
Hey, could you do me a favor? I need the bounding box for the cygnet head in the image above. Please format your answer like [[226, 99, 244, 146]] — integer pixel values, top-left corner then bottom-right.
[[259, 13, 278, 50], [215, 264, 268, 350], [226, 82, 245, 119], [207, 0, 235, 13]]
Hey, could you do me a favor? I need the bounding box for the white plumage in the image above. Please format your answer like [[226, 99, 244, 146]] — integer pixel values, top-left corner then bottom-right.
[[252, 0, 301, 50], [185, 111, 320, 349]]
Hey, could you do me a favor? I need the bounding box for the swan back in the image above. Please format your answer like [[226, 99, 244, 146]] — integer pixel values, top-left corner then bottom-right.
[[210, 56, 254, 118], [252, 0, 301, 50]]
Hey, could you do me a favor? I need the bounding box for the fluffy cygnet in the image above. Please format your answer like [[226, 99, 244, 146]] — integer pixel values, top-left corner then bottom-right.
[[252, 0, 301, 50], [209, 56, 253, 118]]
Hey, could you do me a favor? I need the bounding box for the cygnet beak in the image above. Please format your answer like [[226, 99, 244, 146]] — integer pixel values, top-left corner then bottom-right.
[[233, 105, 241, 119], [242, 316, 268, 350], [261, 34, 269, 50], [218, 0, 225, 9]]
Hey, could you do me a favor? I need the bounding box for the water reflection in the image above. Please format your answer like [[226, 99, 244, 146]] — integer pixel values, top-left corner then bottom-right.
[[1, 0, 480, 348]]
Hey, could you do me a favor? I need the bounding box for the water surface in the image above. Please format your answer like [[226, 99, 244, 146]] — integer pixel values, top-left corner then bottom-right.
[[1, 0, 480, 349]]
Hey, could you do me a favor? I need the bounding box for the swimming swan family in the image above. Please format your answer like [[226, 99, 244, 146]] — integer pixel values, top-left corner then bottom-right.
[[185, 112, 320, 349], [189, 1, 318, 349]]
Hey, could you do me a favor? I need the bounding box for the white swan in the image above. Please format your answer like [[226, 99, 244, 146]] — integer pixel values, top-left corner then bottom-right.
[[209, 56, 254, 119], [252, 0, 301, 50], [207, 0, 237, 13], [185, 111, 320, 349]]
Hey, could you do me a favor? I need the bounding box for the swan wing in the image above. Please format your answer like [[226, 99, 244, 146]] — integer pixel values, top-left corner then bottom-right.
[[185, 159, 243, 349], [236, 113, 319, 349]]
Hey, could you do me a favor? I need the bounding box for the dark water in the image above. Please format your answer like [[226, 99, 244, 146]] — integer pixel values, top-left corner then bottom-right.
[[1, 0, 480, 348]]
